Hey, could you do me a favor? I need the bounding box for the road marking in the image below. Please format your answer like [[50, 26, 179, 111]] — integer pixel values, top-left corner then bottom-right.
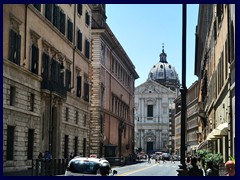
[[117, 164, 158, 176]]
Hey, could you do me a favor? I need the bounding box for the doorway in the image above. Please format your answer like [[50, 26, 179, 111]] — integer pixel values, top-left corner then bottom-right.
[[147, 142, 153, 153]]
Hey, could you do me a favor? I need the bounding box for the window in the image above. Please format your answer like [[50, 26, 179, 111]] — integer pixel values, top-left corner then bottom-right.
[[83, 114, 86, 127], [60, 10, 66, 35], [30, 93, 35, 112], [27, 129, 34, 160], [147, 105, 153, 117], [85, 40, 90, 59], [77, 30, 82, 51], [84, 82, 89, 102], [53, 4, 60, 30], [66, 69, 71, 92], [74, 137, 78, 156], [76, 76, 82, 97], [77, 4, 82, 16], [85, 12, 90, 26], [33, 4, 41, 11], [10, 86, 16, 106], [76, 111, 79, 124], [6, 126, 15, 160], [67, 18, 73, 42], [64, 135, 69, 158], [66, 107, 69, 121], [42, 52, 50, 79], [83, 138, 86, 157], [45, 4, 53, 22], [31, 44, 39, 75], [9, 29, 21, 65]]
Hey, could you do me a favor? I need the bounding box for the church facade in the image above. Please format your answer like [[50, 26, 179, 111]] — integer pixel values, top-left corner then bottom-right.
[[134, 47, 180, 153]]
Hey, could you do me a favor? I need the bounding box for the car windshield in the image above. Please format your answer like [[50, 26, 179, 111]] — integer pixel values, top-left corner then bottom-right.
[[68, 160, 100, 174]]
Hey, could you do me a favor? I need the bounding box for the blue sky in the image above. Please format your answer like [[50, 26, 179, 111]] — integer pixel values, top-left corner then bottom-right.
[[106, 4, 199, 88]]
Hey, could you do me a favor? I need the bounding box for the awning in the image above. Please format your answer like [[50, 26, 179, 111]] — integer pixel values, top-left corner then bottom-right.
[[215, 122, 228, 136], [206, 123, 228, 140]]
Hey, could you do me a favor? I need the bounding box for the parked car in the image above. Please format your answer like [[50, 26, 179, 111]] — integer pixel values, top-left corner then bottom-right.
[[65, 157, 117, 176]]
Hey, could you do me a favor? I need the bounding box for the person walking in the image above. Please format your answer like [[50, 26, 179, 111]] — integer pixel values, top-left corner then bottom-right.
[[170, 155, 175, 164], [148, 154, 151, 163], [187, 156, 203, 176]]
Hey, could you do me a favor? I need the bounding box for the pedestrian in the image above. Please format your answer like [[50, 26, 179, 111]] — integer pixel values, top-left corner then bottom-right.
[[99, 163, 111, 176], [170, 155, 175, 164], [148, 154, 151, 163], [187, 156, 203, 176], [205, 160, 218, 176], [225, 160, 235, 176], [162, 155, 166, 163], [38, 152, 43, 160]]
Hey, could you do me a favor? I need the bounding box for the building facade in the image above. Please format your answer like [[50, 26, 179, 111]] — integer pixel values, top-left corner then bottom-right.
[[186, 81, 199, 155], [134, 48, 180, 154], [3, 4, 91, 172], [195, 4, 235, 162], [89, 4, 139, 158]]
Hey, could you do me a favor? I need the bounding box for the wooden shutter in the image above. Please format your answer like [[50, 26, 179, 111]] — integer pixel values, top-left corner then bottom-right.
[[77, 30, 82, 51], [77, 4, 82, 15], [9, 29, 15, 63], [84, 82, 89, 102], [77, 76, 82, 97], [65, 69, 71, 91], [60, 10, 65, 35], [67, 19, 73, 42]]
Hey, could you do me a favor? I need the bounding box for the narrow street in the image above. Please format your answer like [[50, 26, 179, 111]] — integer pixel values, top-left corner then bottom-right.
[[112, 160, 180, 176]]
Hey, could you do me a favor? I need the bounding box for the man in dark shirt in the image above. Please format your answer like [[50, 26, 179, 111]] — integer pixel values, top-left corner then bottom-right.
[[187, 156, 203, 176]]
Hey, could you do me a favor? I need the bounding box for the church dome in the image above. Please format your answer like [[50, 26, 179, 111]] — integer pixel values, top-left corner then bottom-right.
[[148, 45, 180, 91]]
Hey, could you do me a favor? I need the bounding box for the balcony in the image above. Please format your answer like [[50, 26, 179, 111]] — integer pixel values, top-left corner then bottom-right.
[[41, 78, 67, 98]]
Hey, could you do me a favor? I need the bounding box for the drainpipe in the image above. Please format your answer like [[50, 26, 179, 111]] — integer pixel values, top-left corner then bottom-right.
[[23, 4, 28, 65], [227, 4, 233, 158], [71, 4, 76, 90]]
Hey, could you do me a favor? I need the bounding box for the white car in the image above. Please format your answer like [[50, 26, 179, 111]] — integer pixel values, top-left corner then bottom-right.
[[65, 157, 117, 176]]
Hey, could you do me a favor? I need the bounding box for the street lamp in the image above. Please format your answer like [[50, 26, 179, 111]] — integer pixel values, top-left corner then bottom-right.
[[176, 4, 188, 176]]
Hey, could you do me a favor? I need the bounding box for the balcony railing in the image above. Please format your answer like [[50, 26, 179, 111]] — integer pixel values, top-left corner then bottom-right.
[[41, 78, 67, 98]]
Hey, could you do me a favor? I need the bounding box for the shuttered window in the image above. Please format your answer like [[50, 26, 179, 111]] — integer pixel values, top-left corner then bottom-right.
[[64, 135, 69, 159], [65, 69, 71, 91], [85, 40, 90, 59], [31, 44, 39, 75], [30, 93, 35, 112], [77, 4, 82, 15], [33, 4, 41, 11], [60, 10, 66, 35], [53, 5, 60, 30], [76, 76, 82, 97], [7, 126, 15, 160], [9, 29, 21, 65], [67, 19, 73, 42], [10, 86, 16, 106], [84, 82, 89, 102], [42, 52, 50, 79], [85, 12, 90, 26], [27, 129, 34, 160], [45, 4, 53, 22], [77, 30, 82, 51]]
